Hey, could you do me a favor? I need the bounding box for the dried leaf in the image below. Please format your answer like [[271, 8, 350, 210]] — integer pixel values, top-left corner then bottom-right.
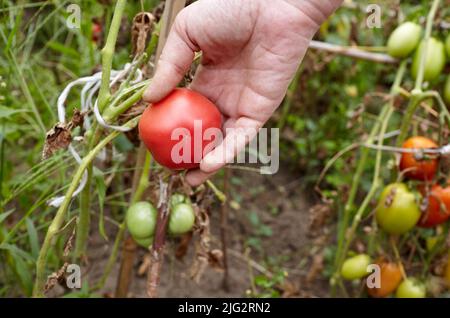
[[44, 262, 68, 293], [42, 109, 85, 160], [131, 12, 155, 56], [306, 254, 324, 284], [175, 232, 193, 260], [42, 123, 72, 160], [308, 203, 332, 237]]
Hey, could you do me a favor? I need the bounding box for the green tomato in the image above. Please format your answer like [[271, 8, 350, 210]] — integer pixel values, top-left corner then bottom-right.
[[126, 201, 157, 239], [444, 75, 450, 105], [411, 38, 446, 81], [169, 203, 195, 235], [134, 236, 153, 248], [341, 254, 371, 280], [375, 183, 421, 235], [387, 22, 422, 58], [170, 193, 188, 207], [395, 278, 426, 298], [445, 34, 450, 58]]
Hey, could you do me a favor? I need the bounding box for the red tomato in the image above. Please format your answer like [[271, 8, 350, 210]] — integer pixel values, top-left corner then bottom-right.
[[399, 136, 439, 181], [139, 88, 222, 170], [92, 23, 102, 42], [419, 184, 450, 227]]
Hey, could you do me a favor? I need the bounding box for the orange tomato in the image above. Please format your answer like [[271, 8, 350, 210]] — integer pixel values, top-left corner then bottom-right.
[[399, 136, 439, 181], [367, 261, 403, 298]]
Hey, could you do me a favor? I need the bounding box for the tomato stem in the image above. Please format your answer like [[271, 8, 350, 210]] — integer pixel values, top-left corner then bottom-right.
[[98, 0, 127, 111], [32, 117, 139, 297]]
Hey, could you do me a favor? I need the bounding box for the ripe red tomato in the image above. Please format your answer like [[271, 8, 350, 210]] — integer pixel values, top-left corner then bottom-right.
[[418, 184, 450, 227], [139, 88, 222, 170], [399, 136, 439, 181]]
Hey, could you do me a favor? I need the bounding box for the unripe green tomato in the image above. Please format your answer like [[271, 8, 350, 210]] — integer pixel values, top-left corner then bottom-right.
[[341, 254, 371, 280], [170, 193, 188, 207], [134, 236, 153, 248], [169, 203, 195, 235], [126, 201, 157, 239], [445, 34, 450, 58], [387, 22, 422, 58], [444, 75, 450, 105], [395, 278, 426, 298], [375, 183, 421, 235], [411, 38, 446, 81]]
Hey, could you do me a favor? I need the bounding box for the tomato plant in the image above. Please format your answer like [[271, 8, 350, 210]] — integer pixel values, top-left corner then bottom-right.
[[376, 183, 421, 235], [411, 38, 446, 81], [399, 136, 439, 181], [367, 261, 403, 298], [387, 22, 422, 58], [418, 184, 450, 227], [126, 201, 157, 239], [395, 278, 426, 298], [139, 88, 222, 170], [341, 254, 371, 280], [169, 202, 195, 235]]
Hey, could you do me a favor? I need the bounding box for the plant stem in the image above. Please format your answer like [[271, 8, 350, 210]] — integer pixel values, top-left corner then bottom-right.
[[74, 164, 92, 259], [414, 0, 441, 92], [32, 117, 139, 297], [114, 147, 152, 297], [98, 0, 127, 111]]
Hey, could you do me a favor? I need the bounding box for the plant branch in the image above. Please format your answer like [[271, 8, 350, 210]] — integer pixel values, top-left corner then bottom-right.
[[98, 0, 127, 111]]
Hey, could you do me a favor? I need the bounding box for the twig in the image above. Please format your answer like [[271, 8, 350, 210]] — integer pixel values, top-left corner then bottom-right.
[[146, 174, 176, 297], [220, 169, 230, 291], [308, 40, 398, 64], [114, 236, 138, 297]]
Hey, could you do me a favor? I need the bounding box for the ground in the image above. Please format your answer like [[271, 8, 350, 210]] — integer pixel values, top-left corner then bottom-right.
[[82, 164, 332, 298]]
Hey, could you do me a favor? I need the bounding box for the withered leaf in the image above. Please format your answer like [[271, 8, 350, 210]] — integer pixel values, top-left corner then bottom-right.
[[42, 109, 84, 160], [42, 123, 72, 160], [132, 12, 155, 56]]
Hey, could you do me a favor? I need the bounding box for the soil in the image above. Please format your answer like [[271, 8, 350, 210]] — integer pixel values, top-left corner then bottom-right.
[[83, 164, 332, 298]]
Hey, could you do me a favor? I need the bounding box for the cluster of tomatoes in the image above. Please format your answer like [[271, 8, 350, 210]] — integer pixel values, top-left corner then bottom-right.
[[126, 194, 195, 248], [387, 22, 450, 103], [338, 20, 450, 298], [341, 136, 449, 297]]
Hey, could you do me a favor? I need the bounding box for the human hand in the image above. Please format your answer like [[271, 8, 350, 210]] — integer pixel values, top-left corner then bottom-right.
[[143, 0, 342, 186]]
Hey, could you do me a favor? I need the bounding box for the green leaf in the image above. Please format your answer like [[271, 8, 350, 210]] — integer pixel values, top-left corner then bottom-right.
[[0, 105, 28, 118], [10, 251, 33, 296], [94, 167, 108, 241], [0, 243, 34, 263], [25, 218, 39, 259], [46, 41, 80, 58], [0, 209, 14, 224], [247, 211, 260, 227]]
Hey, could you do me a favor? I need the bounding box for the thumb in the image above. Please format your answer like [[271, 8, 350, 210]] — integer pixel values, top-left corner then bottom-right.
[[143, 10, 198, 103]]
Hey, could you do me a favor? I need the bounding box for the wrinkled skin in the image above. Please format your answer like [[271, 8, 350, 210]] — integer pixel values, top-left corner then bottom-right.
[[143, 0, 342, 185]]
